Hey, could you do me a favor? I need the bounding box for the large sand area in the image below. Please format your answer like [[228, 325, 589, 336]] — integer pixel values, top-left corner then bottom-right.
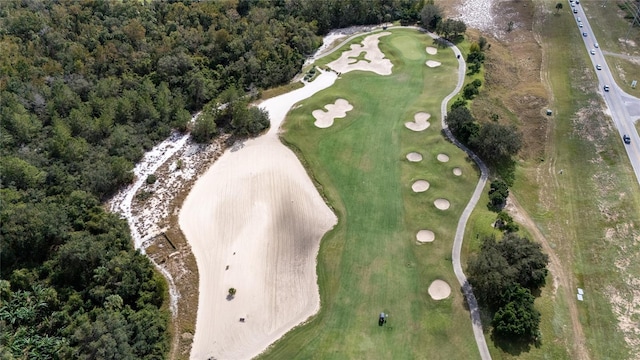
[[180, 30, 461, 359], [180, 71, 339, 360]]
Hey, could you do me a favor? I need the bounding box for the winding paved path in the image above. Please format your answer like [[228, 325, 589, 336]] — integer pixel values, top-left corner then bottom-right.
[[429, 33, 492, 360], [325, 27, 493, 359]]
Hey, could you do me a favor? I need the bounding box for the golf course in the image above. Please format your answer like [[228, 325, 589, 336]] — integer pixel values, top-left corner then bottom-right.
[[258, 28, 481, 358]]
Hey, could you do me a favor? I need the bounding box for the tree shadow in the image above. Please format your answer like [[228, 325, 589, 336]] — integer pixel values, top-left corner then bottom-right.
[[490, 332, 541, 355]]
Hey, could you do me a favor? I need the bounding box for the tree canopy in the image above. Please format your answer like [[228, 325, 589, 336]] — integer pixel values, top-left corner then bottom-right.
[[0, 0, 420, 357], [467, 234, 549, 342]]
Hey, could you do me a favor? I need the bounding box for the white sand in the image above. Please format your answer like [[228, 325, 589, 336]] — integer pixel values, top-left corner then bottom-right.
[[416, 230, 435, 243], [426, 46, 438, 55], [180, 71, 339, 360], [406, 152, 423, 162], [453, 167, 462, 176], [404, 112, 431, 131], [313, 99, 353, 128], [428, 280, 452, 300], [412, 180, 430, 192], [327, 32, 393, 75], [437, 153, 450, 162], [426, 60, 442, 68], [434, 199, 450, 210]]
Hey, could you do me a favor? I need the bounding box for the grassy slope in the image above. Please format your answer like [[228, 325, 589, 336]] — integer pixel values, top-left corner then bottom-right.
[[511, 1, 640, 359], [259, 28, 480, 359], [461, 1, 640, 359]]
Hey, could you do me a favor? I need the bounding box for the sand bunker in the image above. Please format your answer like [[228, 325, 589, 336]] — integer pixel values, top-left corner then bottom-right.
[[416, 230, 435, 243], [453, 167, 462, 176], [181, 71, 339, 360], [437, 153, 449, 162], [404, 112, 431, 131], [428, 280, 452, 300], [426, 60, 441, 68], [426, 46, 438, 55], [406, 152, 423, 162], [313, 99, 353, 128], [327, 32, 393, 75], [434, 198, 450, 210], [412, 180, 430, 192]]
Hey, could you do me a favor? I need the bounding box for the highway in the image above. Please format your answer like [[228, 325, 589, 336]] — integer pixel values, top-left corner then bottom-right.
[[570, 0, 640, 185]]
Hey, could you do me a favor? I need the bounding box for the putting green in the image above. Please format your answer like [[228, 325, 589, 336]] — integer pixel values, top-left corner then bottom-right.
[[261, 28, 479, 359]]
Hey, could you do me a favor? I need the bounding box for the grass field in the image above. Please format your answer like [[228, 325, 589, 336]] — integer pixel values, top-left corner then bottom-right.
[[258, 28, 481, 359], [458, 1, 640, 359], [480, 1, 640, 359]]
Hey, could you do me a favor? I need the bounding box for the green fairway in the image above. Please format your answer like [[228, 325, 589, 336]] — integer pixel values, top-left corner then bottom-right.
[[259, 28, 481, 359]]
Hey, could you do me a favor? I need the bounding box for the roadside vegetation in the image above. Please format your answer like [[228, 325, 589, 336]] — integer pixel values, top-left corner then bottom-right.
[[460, 0, 640, 359]]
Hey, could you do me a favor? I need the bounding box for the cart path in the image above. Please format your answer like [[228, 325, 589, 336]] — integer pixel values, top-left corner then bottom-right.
[[431, 32, 492, 360]]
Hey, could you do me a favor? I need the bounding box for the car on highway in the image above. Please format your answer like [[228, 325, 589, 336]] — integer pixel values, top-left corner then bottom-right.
[[583, 32, 587, 37], [623, 135, 631, 144], [574, 8, 578, 13], [579, 22, 583, 28], [590, 49, 596, 55], [594, 43, 599, 48], [604, 85, 610, 92], [577, 17, 581, 22], [596, 64, 602, 70]]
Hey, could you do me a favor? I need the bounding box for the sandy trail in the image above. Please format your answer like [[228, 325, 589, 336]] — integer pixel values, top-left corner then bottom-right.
[[180, 71, 338, 360]]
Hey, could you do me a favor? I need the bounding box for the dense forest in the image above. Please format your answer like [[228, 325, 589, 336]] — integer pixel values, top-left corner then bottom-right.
[[0, 0, 422, 358]]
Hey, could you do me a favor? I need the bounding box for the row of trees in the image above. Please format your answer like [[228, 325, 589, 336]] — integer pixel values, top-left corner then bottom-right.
[[1, 0, 421, 358], [431, 13, 547, 346], [467, 234, 549, 343], [446, 105, 523, 167], [420, 0, 467, 42]]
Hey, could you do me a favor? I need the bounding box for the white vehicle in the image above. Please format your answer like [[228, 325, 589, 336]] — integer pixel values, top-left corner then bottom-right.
[[596, 64, 602, 70], [590, 49, 595, 55], [604, 85, 610, 92], [594, 43, 599, 48]]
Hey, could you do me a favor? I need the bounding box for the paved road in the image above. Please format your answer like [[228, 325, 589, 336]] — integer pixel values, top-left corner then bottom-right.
[[571, 0, 640, 185], [428, 32, 492, 360]]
